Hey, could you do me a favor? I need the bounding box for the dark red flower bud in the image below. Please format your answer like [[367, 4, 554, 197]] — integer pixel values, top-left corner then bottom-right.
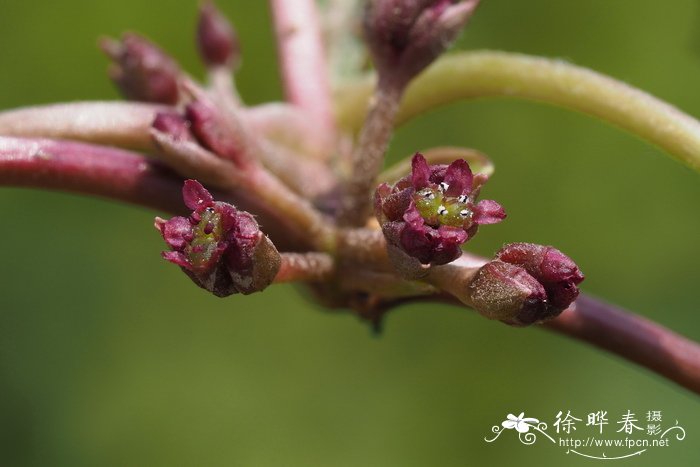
[[364, 0, 480, 86], [497, 243, 585, 311], [184, 100, 245, 164], [469, 261, 548, 325], [152, 112, 193, 142], [100, 33, 181, 104], [197, 1, 240, 68], [155, 180, 280, 296], [375, 152, 505, 270]]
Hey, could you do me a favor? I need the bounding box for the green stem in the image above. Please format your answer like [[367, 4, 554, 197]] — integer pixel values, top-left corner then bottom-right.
[[335, 50, 700, 172]]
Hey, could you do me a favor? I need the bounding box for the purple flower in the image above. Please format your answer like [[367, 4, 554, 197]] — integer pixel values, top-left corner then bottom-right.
[[375, 152, 505, 267], [155, 180, 280, 296], [100, 33, 181, 105], [364, 0, 480, 86]]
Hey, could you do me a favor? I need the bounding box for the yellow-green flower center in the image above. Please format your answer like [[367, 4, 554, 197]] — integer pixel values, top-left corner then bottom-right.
[[414, 187, 472, 228], [186, 208, 223, 269]]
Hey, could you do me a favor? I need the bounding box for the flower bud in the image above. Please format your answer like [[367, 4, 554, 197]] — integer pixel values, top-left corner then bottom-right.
[[185, 100, 245, 164], [197, 1, 240, 68], [375, 153, 505, 272], [469, 261, 548, 326], [363, 0, 480, 87], [100, 33, 181, 104], [155, 180, 280, 296], [152, 112, 193, 142], [496, 243, 584, 310]]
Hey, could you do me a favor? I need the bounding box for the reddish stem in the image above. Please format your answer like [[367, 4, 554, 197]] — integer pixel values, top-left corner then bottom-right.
[[546, 295, 700, 394], [0, 136, 303, 250], [0, 136, 183, 213], [269, 0, 334, 131]]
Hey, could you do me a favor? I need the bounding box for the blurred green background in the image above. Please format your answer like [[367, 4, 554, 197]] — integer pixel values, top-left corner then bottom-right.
[[1, 0, 699, 466]]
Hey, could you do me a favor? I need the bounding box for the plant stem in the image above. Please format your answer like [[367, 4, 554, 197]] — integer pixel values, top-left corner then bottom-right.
[[545, 295, 700, 395], [0, 136, 184, 213], [269, 0, 335, 132], [340, 82, 403, 225], [274, 252, 335, 283], [343, 229, 700, 394], [336, 50, 700, 172], [0, 102, 166, 150], [0, 102, 330, 157], [0, 136, 303, 250], [248, 168, 337, 252], [208, 66, 241, 108]]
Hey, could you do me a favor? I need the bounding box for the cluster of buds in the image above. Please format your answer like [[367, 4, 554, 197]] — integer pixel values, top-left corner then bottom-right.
[[155, 180, 280, 297], [101, 2, 239, 105], [94, 1, 584, 327]]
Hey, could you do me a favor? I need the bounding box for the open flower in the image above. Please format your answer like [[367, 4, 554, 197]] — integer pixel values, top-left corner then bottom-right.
[[375, 153, 505, 268], [155, 180, 280, 296], [502, 413, 540, 433]]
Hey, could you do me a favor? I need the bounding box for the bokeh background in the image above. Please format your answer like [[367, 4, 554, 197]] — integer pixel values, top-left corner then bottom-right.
[[1, 0, 699, 465]]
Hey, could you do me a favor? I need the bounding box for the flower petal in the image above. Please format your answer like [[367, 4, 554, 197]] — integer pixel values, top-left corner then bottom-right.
[[473, 199, 506, 225], [183, 179, 214, 210], [159, 216, 193, 250], [162, 250, 190, 269], [443, 159, 473, 196], [411, 153, 431, 189]]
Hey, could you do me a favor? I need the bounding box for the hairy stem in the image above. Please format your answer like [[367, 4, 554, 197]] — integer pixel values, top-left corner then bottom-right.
[[0, 102, 166, 150], [208, 66, 242, 109], [274, 252, 336, 283], [0, 136, 184, 212], [340, 82, 403, 225], [336, 50, 700, 172], [249, 168, 337, 252], [269, 0, 335, 132]]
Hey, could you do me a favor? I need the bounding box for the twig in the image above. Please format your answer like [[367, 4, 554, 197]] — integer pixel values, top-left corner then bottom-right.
[[0, 102, 166, 150], [346, 229, 700, 394], [0, 136, 306, 250], [274, 252, 335, 283], [0, 136, 184, 213], [269, 0, 335, 131], [545, 295, 700, 395], [340, 82, 402, 225]]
